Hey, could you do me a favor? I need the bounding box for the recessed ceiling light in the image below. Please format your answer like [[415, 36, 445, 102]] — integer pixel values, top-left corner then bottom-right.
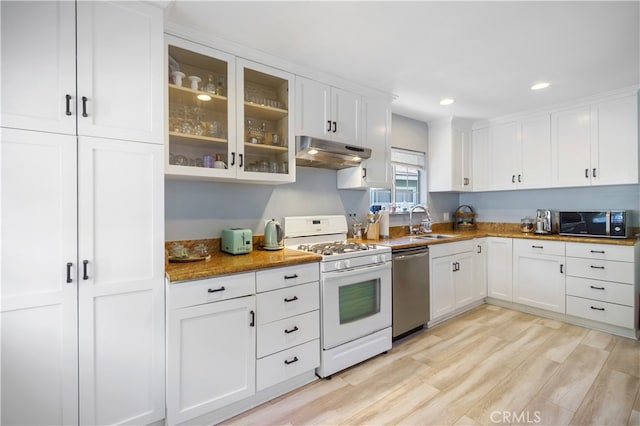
[[531, 82, 550, 91], [440, 98, 455, 106], [197, 93, 212, 101]]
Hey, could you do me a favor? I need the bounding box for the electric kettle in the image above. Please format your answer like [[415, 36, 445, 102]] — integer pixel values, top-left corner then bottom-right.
[[263, 218, 283, 250]]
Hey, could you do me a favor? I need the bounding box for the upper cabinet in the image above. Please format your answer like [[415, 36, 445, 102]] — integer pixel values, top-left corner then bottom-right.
[[295, 77, 361, 145], [428, 117, 472, 192], [1, 1, 163, 144], [471, 128, 490, 191], [337, 97, 392, 189], [486, 115, 551, 191], [552, 93, 638, 187], [165, 36, 295, 183]]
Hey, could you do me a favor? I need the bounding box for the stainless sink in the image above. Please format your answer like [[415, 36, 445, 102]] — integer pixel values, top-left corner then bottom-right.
[[411, 234, 456, 240]]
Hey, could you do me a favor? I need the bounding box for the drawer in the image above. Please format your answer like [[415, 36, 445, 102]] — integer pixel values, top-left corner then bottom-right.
[[257, 310, 320, 358], [566, 295, 634, 329], [513, 239, 565, 256], [257, 282, 319, 324], [256, 339, 320, 391], [566, 276, 634, 306], [257, 262, 319, 293], [565, 242, 634, 262], [565, 257, 634, 284], [167, 272, 255, 310], [429, 239, 474, 259]]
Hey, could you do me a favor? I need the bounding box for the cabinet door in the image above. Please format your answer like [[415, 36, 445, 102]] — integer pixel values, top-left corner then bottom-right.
[[295, 76, 330, 139], [473, 239, 488, 301], [362, 97, 391, 187], [513, 252, 565, 313], [331, 87, 361, 145], [76, 1, 163, 144], [1, 1, 76, 135], [591, 95, 639, 186], [430, 255, 456, 320], [551, 105, 591, 187], [488, 122, 519, 190], [487, 237, 513, 301], [167, 296, 256, 425], [237, 59, 295, 183], [166, 36, 237, 180], [77, 137, 165, 425], [1, 128, 79, 425], [454, 252, 475, 308], [520, 114, 551, 189], [472, 128, 489, 191]]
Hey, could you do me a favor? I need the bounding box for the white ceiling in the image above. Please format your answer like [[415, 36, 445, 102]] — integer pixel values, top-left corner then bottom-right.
[[166, 1, 640, 123]]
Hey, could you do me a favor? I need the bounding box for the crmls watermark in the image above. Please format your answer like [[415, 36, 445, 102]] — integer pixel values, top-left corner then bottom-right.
[[490, 410, 542, 424]]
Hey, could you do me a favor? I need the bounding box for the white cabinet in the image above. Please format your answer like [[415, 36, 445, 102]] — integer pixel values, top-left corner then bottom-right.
[[255, 264, 320, 391], [565, 242, 638, 332], [337, 97, 392, 189], [1, 130, 165, 426], [1, 1, 163, 143], [1, 2, 165, 424], [487, 237, 513, 302], [552, 94, 638, 187], [473, 238, 488, 300], [487, 115, 551, 190], [512, 239, 566, 313], [166, 37, 295, 184], [428, 117, 473, 192], [166, 274, 256, 425], [295, 76, 361, 145], [430, 240, 475, 321], [472, 128, 490, 191]]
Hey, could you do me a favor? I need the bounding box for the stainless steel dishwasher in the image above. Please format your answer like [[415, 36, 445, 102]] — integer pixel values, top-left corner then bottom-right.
[[392, 246, 429, 338]]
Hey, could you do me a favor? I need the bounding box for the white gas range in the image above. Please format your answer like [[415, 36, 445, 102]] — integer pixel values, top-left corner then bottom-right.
[[284, 215, 392, 378]]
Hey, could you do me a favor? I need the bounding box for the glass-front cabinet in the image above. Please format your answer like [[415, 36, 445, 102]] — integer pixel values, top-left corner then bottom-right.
[[165, 35, 295, 183]]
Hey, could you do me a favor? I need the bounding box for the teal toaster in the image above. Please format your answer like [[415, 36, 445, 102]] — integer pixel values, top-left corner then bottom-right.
[[221, 228, 252, 255]]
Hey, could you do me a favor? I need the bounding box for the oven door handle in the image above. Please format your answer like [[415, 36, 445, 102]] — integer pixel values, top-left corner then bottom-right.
[[323, 262, 390, 278]]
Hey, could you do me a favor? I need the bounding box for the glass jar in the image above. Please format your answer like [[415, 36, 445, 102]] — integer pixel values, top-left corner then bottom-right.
[[520, 217, 534, 233]]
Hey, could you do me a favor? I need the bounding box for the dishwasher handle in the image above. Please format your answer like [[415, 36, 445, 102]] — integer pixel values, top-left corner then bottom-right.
[[393, 248, 429, 261]]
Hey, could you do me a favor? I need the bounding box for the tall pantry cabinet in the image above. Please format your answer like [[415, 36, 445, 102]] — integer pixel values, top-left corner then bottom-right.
[[1, 2, 165, 425]]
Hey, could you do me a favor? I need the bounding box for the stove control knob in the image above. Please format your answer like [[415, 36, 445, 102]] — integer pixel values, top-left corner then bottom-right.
[[334, 261, 345, 270], [371, 255, 380, 264]]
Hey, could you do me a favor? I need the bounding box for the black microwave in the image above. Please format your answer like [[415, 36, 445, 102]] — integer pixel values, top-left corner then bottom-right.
[[559, 210, 628, 238]]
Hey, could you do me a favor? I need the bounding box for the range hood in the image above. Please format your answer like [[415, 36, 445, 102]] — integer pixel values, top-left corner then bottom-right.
[[295, 136, 371, 170]]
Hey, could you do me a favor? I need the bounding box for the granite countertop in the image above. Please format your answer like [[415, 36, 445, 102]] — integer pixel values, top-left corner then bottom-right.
[[378, 229, 639, 250], [165, 247, 321, 283], [166, 224, 638, 282]]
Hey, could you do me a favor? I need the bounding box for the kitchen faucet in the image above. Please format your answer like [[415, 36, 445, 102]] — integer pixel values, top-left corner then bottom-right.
[[409, 205, 432, 235]]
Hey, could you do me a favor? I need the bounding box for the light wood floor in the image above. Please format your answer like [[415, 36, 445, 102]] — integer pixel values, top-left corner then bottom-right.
[[223, 305, 640, 426]]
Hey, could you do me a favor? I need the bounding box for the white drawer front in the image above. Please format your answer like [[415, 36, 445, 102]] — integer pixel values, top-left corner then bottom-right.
[[429, 239, 474, 259], [566, 296, 634, 329], [257, 282, 319, 324], [513, 239, 565, 256], [256, 339, 320, 391], [566, 276, 634, 306], [565, 243, 634, 262], [566, 257, 633, 284], [168, 272, 255, 310], [257, 310, 320, 358], [257, 262, 320, 292]]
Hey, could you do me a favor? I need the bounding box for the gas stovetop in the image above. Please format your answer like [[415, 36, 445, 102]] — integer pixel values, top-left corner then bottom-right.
[[296, 241, 382, 256]]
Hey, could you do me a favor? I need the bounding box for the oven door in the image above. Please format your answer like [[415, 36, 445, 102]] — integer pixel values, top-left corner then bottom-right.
[[321, 262, 391, 350]]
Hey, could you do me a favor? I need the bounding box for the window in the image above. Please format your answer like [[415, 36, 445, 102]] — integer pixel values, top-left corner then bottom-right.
[[370, 148, 426, 212]]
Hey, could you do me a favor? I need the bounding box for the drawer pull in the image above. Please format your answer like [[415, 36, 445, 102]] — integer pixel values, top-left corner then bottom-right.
[[590, 285, 606, 290], [284, 296, 299, 303], [284, 274, 299, 280], [284, 326, 299, 334], [207, 286, 226, 293], [590, 306, 605, 311], [590, 250, 605, 254], [590, 265, 605, 270], [531, 245, 544, 249], [284, 356, 299, 365]]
